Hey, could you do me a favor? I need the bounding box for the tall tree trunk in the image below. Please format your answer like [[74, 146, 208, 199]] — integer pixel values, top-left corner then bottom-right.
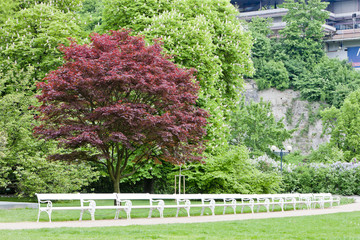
[[113, 180, 120, 193], [113, 180, 120, 206]]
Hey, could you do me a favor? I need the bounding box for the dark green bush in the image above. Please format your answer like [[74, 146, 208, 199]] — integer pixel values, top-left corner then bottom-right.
[[254, 59, 289, 90]]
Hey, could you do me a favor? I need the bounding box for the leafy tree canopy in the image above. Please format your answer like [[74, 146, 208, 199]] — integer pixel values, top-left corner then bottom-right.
[[0, 62, 99, 196], [34, 30, 208, 193], [101, 0, 254, 153], [280, 0, 329, 66], [321, 89, 360, 161], [294, 58, 360, 106], [248, 17, 273, 59], [0, 4, 84, 82], [230, 98, 293, 157], [185, 146, 281, 194]]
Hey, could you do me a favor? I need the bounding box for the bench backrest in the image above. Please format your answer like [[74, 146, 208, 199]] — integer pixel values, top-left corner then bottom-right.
[[80, 193, 117, 200], [116, 193, 152, 201], [36, 193, 82, 201], [36, 193, 335, 204]]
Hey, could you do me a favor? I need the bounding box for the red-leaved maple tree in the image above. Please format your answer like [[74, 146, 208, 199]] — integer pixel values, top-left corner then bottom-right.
[[34, 30, 208, 193]]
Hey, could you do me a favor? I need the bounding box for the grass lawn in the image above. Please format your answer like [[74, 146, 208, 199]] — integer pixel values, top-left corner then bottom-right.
[[0, 211, 359, 239]]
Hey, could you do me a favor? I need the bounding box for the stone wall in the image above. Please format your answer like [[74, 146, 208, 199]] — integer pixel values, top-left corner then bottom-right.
[[243, 79, 330, 154]]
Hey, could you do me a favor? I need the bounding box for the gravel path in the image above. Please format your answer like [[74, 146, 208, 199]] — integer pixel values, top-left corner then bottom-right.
[[1, 201, 360, 230]]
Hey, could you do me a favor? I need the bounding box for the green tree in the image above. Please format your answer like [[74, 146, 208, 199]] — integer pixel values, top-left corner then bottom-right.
[[78, 0, 104, 32], [0, 4, 84, 82], [254, 59, 289, 90], [248, 17, 273, 59], [185, 146, 281, 194], [280, 0, 329, 66], [307, 143, 344, 163], [0, 64, 99, 196], [101, 0, 254, 153], [321, 89, 360, 161], [294, 58, 360, 105], [230, 98, 293, 156]]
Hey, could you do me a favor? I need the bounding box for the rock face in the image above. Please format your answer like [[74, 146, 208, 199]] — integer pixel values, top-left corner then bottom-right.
[[244, 79, 330, 154]]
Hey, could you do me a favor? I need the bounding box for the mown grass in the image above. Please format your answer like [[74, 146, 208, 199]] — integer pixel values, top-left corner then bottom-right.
[[0, 211, 360, 239]]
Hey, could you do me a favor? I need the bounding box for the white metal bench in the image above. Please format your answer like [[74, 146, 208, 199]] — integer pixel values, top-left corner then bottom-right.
[[36, 192, 342, 222]]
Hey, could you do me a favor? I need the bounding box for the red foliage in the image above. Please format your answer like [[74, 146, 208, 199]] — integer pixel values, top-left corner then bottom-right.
[[34, 30, 208, 190]]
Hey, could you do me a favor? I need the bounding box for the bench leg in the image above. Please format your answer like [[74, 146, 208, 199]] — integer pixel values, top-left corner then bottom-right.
[[114, 209, 120, 219], [232, 206, 236, 214], [176, 208, 180, 217], [148, 208, 153, 218], [124, 207, 131, 220], [211, 207, 215, 216], [37, 210, 41, 222], [48, 210, 52, 223], [159, 208, 164, 218], [222, 206, 226, 215], [186, 207, 190, 217], [200, 207, 205, 216], [80, 210, 84, 221], [89, 209, 95, 221]]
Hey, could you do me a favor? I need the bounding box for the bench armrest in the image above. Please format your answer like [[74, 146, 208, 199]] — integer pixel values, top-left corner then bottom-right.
[[39, 200, 52, 208], [81, 200, 96, 208]]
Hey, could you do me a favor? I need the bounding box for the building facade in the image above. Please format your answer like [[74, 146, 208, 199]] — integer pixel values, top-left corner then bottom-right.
[[235, 0, 360, 68]]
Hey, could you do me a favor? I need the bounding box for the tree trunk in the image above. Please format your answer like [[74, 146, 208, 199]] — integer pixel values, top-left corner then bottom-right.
[[113, 180, 120, 206], [113, 180, 120, 193]]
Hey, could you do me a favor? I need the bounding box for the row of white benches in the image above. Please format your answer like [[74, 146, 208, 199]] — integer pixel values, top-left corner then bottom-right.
[[35, 193, 341, 222]]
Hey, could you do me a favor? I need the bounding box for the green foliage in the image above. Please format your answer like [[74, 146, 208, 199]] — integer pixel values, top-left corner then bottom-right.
[[0, 61, 36, 96], [283, 151, 306, 164], [78, 0, 103, 32], [246, 0, 360, 109], [185, 146, 281, 194], [0, 64, 99, 196], [307, 143, 344, 163], [321, 89, 360, 161], [0, 1, 18, 24], [15, 0, 84, 12], [280, 0, 329, 66], [248, 17, 273, 59], [230, 98, 292, 156], [0, 92, 99, 196], [101, 0, 254, 153], [281, 162, 360, 195], [294, 58, 360, 105], [0, 4, 84, 82], [101, 0, 171, 32], [254, 59, 289, 90], [282, 57, 306, 85]]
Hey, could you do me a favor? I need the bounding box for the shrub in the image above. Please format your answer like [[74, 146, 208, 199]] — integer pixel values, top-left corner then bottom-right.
[[254, 59, 289, 90], [282, 161, 360, 195], [252, 154, 360, 195], [185, 147, 282, 194]]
